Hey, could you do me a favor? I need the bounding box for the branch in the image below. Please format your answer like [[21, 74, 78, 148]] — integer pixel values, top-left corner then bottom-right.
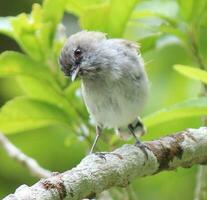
[[3, 127, 207, 200], [0, 132, 52, 179]]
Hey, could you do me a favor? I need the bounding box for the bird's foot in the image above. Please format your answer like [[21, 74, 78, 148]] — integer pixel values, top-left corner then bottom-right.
[[94, 152, 108, 160], [135, 140, 148, 159]]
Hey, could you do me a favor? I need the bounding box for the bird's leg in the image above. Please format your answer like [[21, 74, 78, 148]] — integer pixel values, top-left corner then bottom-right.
[[128, 120, 148, 159], [90, 126, 110, 160], [89, 125, 102, 154]]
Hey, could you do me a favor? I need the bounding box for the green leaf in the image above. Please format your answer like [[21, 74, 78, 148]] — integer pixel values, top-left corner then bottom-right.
[[64, 81, 88, 119], [0, 97, 69, 134], [0, 51, 58, 89], [17, 76, 81, 119], [10, 13, 44, 60], [177, 0, 193, 21], [43, 0, 66, 25], [30, 4, 52, 54], [125, 0, 189, 43], [42, 0, 66, 42], [79, 3, 110, 33], [174, 65, 207, 84], [138, 33, 161, 53], [135, 0, 178, 19], [5, 2, 66, 61], [200, 11, 207, 27], [125, 1, 187, 43], [66, 0, 105, 16], [192, 0, 207, 23], [159, 24, 186, 41], [107, 0, 139, 37], [80, 0, 139, 37], [177, 0, 207, 23], [143, 97, 207, 128], [131, 10, 177, 27]]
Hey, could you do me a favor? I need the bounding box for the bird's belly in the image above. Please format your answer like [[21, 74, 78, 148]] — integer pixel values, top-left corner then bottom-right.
[[81, 83, 144, 128], [91, 100, 140, 128]]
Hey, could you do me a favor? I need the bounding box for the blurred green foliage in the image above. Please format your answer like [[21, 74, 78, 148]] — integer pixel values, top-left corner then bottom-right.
[[0, 0, 207, 199]]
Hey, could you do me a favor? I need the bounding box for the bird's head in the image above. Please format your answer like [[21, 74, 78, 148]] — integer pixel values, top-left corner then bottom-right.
[[59, 31, 107, 81]]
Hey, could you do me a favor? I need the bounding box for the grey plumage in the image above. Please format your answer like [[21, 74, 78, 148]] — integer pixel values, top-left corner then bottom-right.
[[59, 31, 149, 153]]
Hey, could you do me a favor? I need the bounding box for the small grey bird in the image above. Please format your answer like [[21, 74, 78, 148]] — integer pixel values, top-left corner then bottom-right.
[[59, 31, 149, 155]]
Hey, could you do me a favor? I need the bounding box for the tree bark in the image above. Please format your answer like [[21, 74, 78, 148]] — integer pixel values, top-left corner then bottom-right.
[[3, 127, 207, 200]]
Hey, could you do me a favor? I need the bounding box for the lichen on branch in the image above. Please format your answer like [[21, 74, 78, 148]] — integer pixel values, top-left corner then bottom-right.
[[4, 127, 207, 200]]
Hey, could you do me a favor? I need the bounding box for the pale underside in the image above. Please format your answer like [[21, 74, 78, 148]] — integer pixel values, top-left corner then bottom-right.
[[81, 72, 148, 130]]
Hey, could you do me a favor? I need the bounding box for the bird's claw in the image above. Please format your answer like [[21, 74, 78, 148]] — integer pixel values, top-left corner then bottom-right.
[[135, 141, 148, 159], [94, 152, 108, 160]]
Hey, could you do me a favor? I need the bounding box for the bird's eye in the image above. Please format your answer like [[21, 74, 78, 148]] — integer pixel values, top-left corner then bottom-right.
[[74, 48, 82, 58]]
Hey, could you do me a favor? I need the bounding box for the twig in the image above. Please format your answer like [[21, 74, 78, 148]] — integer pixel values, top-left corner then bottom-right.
[[3, 127, 207, 200], [195, 166, 207, 200], [188, 28, 206, 70], [0, 132, 52, 179]]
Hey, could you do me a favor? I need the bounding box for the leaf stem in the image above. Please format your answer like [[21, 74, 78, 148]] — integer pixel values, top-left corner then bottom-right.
[[188, 27, 206, 71]]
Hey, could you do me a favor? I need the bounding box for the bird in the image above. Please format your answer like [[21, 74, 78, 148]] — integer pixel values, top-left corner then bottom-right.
[[59, 31, 149, 156]]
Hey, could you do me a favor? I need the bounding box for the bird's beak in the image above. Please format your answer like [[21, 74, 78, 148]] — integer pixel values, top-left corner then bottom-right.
[[71, 65, 80, 82]]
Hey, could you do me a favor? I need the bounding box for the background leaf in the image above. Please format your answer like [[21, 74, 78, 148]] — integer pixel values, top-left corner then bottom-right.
[[177, 0, 207, 23], [177, 0, 194, 21], [144, 97, 207, 128], [17, 76, 81, 119], [66, 0, 105, 16], [79, 3, 110, 33], [0, 97, 70, 134], [138, 33, 161, 53], [64, 81, 88, 119], [0, 51, 58, 89], [79, 0, 139, 37], [107, 0, 138, 37], [174, 64, 207, 84], [42, 0, 66, 43]]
